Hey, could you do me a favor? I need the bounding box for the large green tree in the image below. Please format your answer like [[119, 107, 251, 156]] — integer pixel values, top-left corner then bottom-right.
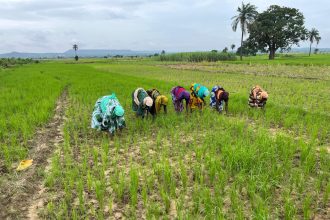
[[231, 2, 258, 60], [247, 5, 307, 59], [308, 28, 321, 56]]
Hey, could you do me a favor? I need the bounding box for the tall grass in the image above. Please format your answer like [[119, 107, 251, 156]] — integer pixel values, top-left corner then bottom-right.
[[156, 52, 237, 62]]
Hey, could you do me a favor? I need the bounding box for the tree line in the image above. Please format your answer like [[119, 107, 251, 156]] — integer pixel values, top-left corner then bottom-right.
[[231, 2, 321, 60]]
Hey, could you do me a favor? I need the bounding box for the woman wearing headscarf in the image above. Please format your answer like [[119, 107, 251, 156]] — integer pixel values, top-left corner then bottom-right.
[[91, 93, 126, 135], [210, 85, 229, 113], [132, 88, 153, 118], [171, 86, 190, 113], [189, 83, 209, 111], [146, 88, 168, 115], [248, 85, 268, 108]]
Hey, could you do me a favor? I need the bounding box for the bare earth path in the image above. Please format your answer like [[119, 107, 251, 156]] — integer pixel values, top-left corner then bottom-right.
[[0, 88, 68, 219]]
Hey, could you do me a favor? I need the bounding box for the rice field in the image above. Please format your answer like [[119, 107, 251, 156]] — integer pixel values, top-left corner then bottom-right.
[[0, 56, 329, 219]]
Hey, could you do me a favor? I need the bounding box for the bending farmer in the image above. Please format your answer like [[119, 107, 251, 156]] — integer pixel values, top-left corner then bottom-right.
[[189, 83, 209, 111], [91, 94, 126, 135], [132, 88, 153, 118], [210, 85, 229, 113], [248, 85, 268, 108], [146, 88, 168, 115], [171, 86, 190, 113]]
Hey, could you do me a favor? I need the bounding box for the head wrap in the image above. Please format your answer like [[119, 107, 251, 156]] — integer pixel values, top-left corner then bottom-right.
[[114, 105, 124, 117], [198, 86, 209, 98], [260, 91, 268, 99], [143, 97, 153, 107]]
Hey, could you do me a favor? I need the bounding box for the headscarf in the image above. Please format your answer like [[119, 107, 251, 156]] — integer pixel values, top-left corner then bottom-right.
[[143, 97, 153, 107], [155, 95, 168, 113], [114, 105, 124, 117], [260, 91, 268, 99], [197, 86, 209, 98], [133, 88, 143, 105], [100, 94, 117, 113]]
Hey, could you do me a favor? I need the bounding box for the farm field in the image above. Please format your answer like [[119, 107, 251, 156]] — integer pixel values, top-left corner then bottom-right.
[[0, 56, 329, 219]]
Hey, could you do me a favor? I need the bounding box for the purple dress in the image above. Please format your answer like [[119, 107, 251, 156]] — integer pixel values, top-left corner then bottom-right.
[[171, 86, 190, 112]]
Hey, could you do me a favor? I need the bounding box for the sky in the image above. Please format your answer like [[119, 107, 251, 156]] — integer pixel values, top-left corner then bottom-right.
[[0, 0, 328, 53]]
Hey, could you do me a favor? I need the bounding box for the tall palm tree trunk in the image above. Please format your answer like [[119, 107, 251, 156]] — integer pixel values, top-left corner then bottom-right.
[[240, 30, 243, 61], [309, 41, 312, 56]]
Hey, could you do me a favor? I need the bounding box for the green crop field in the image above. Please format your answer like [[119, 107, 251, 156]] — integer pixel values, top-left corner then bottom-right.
[[0, 55, 329, 219]]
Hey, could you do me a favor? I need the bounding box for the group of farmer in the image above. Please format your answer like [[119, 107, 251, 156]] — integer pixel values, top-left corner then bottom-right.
[[91, 84, 268, 135]]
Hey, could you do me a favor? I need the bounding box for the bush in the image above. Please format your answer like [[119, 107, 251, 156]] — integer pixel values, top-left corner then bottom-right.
[[156, 52, 237, 62], [0, 58, 36, 68]]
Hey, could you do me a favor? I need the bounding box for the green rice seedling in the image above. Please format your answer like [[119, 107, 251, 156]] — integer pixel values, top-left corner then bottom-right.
[[94, 180, 105, 209], [71, 208, 78, 220], [303, 194, 312, 220], [322, 182, 330, 208], [284, 196, 297, 220], [86, 170, 93, 192], [160, 187, 171, 213], [116, 171, 126, 202], [129, 167, 139, 207], [230, 187, 244, 220], [76, 178, 85, 213], [179, 161, 188, 190]]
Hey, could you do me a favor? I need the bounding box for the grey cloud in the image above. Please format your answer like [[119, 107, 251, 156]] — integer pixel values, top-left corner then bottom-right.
[[0, 0, 329, 53]]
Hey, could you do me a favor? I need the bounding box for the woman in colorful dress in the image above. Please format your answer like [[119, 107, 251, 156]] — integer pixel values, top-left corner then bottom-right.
[[189, 83, 209, 111], [146, 88, 168, 115], [91, 93, 126, 135], [170, 86, 190, 113], [132, 88, 153, 118]]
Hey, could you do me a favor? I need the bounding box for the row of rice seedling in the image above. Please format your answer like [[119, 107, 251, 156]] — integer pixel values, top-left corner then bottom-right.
[[0, 65, 67, 169]]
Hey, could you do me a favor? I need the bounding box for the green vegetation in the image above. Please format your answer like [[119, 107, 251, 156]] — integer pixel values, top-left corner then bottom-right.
[[1, 55, 329, 219], [0, 58, 37, 68], [156, 51, 237, 62]]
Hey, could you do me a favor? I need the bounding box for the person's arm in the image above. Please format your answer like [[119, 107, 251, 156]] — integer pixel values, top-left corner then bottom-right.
[[252, 89, 257, 99], [216, 98, 220, 113], [134, 89, 141, 105], [224, 101, 228, 114]]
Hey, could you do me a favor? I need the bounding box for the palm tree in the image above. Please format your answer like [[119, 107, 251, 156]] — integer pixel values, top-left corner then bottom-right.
[[231, 2, 258, 60], [73, 44, 78, 55], [73, 44, 78, 61], [231, 44, 236, 52], [308, 28, 321, 56]]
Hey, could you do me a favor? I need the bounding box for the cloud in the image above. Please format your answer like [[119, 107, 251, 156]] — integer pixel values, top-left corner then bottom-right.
[[0, 0, 329, 53]]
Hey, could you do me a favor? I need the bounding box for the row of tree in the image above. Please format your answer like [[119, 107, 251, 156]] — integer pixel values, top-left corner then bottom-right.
[[231, 3, 321, 60]]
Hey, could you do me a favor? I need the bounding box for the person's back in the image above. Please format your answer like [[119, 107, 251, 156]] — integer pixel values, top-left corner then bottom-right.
[[171, 86, 190, 113], [132, 88, 153, 118], [91, 94, 125, 135], [249, 86, 268, 108]]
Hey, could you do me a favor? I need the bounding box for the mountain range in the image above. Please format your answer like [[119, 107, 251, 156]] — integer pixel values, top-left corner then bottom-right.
[[0, 48, 329, 59], [0, 49, 159, 59]]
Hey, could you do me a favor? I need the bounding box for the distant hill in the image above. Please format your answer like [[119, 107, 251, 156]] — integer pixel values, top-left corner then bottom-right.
[[289, 47, 330, 53], [0, 49, 159, 58]]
